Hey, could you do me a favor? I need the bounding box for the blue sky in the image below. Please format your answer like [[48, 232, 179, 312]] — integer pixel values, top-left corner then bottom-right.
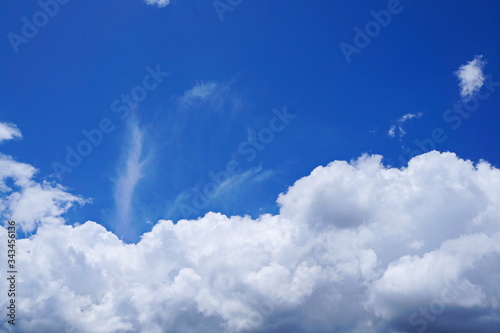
[[1, 1, 500, 332], [3, 0, 500, 242]]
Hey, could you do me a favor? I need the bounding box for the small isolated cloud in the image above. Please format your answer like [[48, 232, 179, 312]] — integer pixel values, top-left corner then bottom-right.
[[455, 55, 487, 100], [180, 81, 220, 105], [0, 122, 22, 143], [387, 112, 422, 139], [143, 0, 170, 7]]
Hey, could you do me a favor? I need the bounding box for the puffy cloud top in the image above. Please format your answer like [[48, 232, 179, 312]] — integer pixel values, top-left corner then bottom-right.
[[455, 55, 487, 100], [0, 153, 84, 233], [1, 151, 500, 332]]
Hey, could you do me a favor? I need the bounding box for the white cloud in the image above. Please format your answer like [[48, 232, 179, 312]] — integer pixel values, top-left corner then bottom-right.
[[387, 112, 422, 138], [113, 117, 150, 239], [399, 113, 422, 122], [0, 153, 84, 233], [0, 122, 22, 143], [1, 129, 500, 332], [178, 80, 242, 115], [180, 81, 220, 105], [144, 0, 170, 8], [367, 232, 499, 320], [455, 55, 487, 100]]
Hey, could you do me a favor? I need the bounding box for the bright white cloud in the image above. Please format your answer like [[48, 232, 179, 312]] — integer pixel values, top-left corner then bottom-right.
[[144, 0, 170, 8], [0, 122, 22, 143], [2, 133, 500, 332], [0, 153, 84, 233], [455, 55, 487, 100], [387, 112, 422, 138]]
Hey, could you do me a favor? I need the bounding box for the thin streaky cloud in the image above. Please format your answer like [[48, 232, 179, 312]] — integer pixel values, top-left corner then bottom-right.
[[177, 78, 243, 116], [113, 117, 149, 237], [387, 112, 423, 138], [211, 165, 275, 197], [180, 81, 220, 106], [168, 166, 275, 219]]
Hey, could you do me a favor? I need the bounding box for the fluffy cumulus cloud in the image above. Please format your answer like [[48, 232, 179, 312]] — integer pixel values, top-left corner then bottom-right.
[[143, 0, 170, 8], [0, 126, 84, 233], [455, 55, 487, 100], [1, 135, 500, 332]]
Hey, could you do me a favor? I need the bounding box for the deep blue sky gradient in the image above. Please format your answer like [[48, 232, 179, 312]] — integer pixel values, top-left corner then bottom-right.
[[1, 0, 500, 241]]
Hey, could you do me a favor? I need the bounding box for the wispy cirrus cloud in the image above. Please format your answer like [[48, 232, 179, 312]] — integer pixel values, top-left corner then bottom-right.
[[167, 165, 276, 219], [178, 79, 242, 114], [455, 55, 487, 100], [113, 116, 150, 239], [180, 81, 220, 105]]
